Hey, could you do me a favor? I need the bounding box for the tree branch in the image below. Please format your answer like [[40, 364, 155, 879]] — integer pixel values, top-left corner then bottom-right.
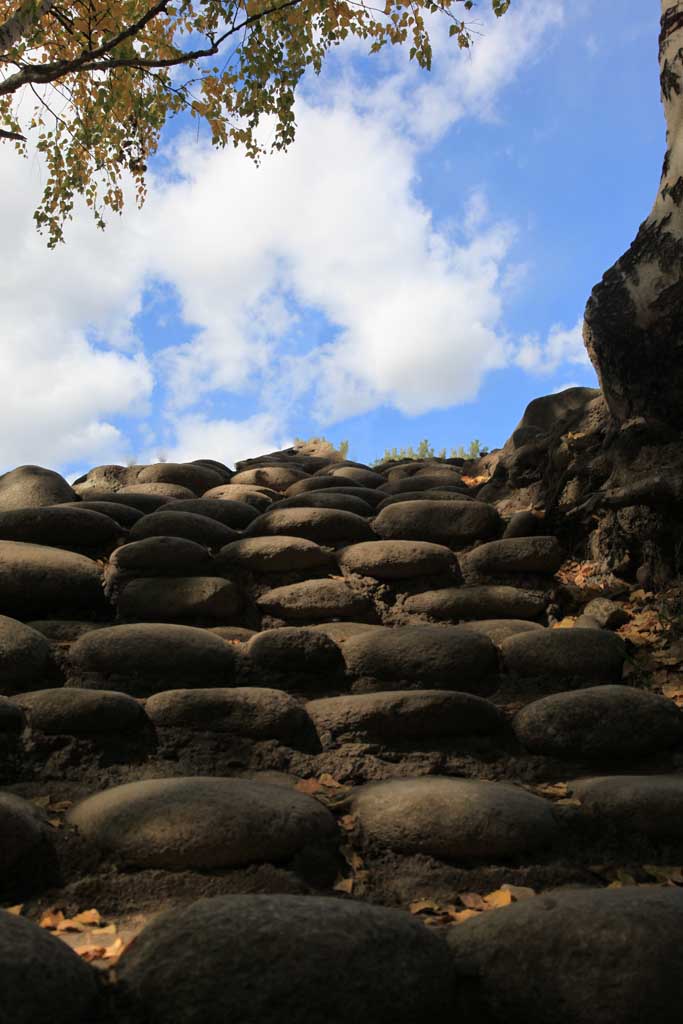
[[0, 0, 56, 55], [0, 125, 26, 139], [0, 0, 304, 96]]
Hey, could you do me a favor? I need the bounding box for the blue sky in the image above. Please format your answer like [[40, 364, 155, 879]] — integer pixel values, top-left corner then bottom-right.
[[0, 0, 661, 476]]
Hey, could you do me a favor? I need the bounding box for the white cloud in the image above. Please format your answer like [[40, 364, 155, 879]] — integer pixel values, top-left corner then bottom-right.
[[0, 0, 569, 475], [514, 318, 592, 375], [161, 412, 291, 466]]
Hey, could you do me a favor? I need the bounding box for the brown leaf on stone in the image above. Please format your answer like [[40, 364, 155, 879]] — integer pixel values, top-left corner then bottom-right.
[[483, 888, 514, 909], [448, 908, 481, 924], [318, 773, 344, 789], [458, 892, 488, 911], [338, 814, 357, 832], [552, 618, 577, 629], [500, 883, 536, 901], [333, 877, 354, 895], [6, 905, 23, 916], [295, 778, 324, 795], [31, 795, 52, 809], [409, 899, 442, 915], [39, 909, 65, 930], [535, 782, 569, 799], [643, 865, 683, 885], [75, 936, 125, 963], [340, 844, 365, 872]]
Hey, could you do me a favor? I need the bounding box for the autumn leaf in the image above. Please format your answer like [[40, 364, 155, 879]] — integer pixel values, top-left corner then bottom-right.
[[295, 778, 324, 795], [483, 888, 514, 909], [333, 877, 354, 895], [448, 908, 480, 924], [6, 905, 23, 916], [39, 909, 65, 930], [458, 893, 488, 911], [338, 814, 356, 832], [643, 865, 683, 885], [500, 883, 536, 902], [318, 773, 344, 788], [409, 899, 442, 915]]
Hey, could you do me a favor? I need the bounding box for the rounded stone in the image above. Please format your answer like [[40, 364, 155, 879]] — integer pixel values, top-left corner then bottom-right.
[[285, 475, 364, 497], [309, 622, 386, 644], [0, 615, 52, 695], [272, 492, 374, 517], [0, 465, 76, 510], [503, 510, 540, 538], [108, 536, 213, 578], [462, 536, 564, 575], [245, 507, 376, 545], [120, 482, 197, 501], [329, 466, 386, 487], [337, 540, 458, 580], [25, 620, 103, 642], [246, 628, 344, 673], [0, 506, 121, 553], [447, 886, 683, 1024], [128, 511, 239, 548], [0, 910, 101, 1024], [458, 619, 546, 646], [341, 625, 497, 692], [307, 690, 504, 744], [257, 580, 372, 622], [208, 626, 256, 643], [322, 486, 386, 508], [202, 485, 275, 510], [214, 536, 333, 573], [14, 687, 149, 736], [137, 462, 224, 495], [67, 623, 236, 695], [118, 576, 242, 623], [67, 777, 337, 869], [514, 685, 683, 759], [0, 694, 24, 732], [115, 894, 454, 1024], [373, 500, 500, 547], [375, 490, 475, 511], [351, 776, 557, 859], [569, 775, 683, 839], [0, 541, 104, 618], [379, 477, 467, 495], [73, 489, 173, 513], [145, 687, 311, 743], [0, 792, 47, 871], [52, 499, 144, 528], [501, 628, 626, 682], [163, 498, 259, 529], [230, 466, 309, 491], [404, 585, 547, 621]]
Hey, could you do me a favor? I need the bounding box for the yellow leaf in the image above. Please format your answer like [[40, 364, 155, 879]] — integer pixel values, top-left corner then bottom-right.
[[501, 884, 536, 901], [338, 814, 356, 832], [483, 889, 514, 909], [458, 892, 488, 911], [448, 908, 481, 924], [295, 778, 323, 795], [409, 899, 442, 915], [6, 905, 23, 916], [333, 877, 354, 894], [39, 909, 65, 930], [318, 773, 343, 788]]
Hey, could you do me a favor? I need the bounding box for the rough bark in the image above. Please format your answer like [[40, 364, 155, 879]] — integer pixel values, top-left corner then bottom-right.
[[583, 0, 683, 433]]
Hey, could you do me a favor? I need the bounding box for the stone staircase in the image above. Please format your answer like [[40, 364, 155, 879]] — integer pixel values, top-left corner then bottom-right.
[[1, 445, 683, 1024]]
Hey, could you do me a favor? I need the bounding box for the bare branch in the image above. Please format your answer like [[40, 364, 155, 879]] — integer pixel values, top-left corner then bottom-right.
[[0, 125, 26, 139]]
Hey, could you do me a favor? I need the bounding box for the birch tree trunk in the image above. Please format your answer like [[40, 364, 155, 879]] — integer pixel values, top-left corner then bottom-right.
[[583, 0, 683, 433]]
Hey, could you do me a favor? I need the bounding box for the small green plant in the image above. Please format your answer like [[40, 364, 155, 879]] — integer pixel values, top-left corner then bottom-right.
[[372, 438, 489, 466]]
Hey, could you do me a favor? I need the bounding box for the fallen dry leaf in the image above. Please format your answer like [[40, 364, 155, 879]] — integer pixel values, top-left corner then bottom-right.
[[318, 773, 343, 789], [483, 888, 513, 909], [409, 899, 443, 915], [295, 778, 324, 795], [340, 845, 365, 872], [448, 908, 480, 924], [40, 909, 65, 930], [6, 905, 23, 916], [74, 937, 125, 963], [458, 893, 488, 911], [643, 865, 683, 885], [338, 814, 356, 832], [500, 883, 536, 901], [333, 877, 354, 895], [535, 782, 569, 799]]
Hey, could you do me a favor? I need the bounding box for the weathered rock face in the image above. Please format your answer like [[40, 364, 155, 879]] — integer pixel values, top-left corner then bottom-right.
[[583, 2, 683, 432]]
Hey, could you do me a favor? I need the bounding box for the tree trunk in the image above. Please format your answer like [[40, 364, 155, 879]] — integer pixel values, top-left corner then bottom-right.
[[583, 0, 683, 433]]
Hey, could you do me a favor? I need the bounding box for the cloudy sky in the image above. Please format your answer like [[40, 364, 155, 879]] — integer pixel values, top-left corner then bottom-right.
[[0, 0, 660, 475]]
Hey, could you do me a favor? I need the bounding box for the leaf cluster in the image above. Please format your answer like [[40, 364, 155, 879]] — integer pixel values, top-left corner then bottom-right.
[[0, 0, 512, 244]]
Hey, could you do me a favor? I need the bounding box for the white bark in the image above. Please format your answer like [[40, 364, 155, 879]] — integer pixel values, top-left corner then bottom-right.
[[0, 0, 55, 55]]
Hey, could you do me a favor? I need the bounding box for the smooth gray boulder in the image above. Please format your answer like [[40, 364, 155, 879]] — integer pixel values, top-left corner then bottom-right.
[[245, 507, 375, 545], [447, 886, 683, 1024], [307, 690, 504, 745], [137, 462, 224, 495], [0, 792, 48, 872], [118, 576, 242, 622], [0, 541, 104, 618], [67, 623, 236, 696], [271, 492, 374, 517], [462, 536, 564, 576], [373, 499, 500, 547], [351, 776, 557, 859], [67, 777, 337, 869], [214, 535, 333, 573], [0, 910, 101, 1024], [514, 685, 683, 759], [107, 536, 213, 581], [230, 466, 309, 491], [128, 510, 239, 548], [0, 615, 52, 696], [14, 687, 149, 735], [0, 506, 121, 553], [337, 540, 458, 580], [501, 628, 626, 682], [404, 584, 547, 621], [52, 498, 144, 528], [246, 628, 344, 673], [163, 498, 259, 528], [115, 894, 454, 1024], [0, 465, 76, 510], [569, 775, 683, 839], [145, 687, 312, 745], [257, 579, 372, 621], [341, 625, 497, 693]]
